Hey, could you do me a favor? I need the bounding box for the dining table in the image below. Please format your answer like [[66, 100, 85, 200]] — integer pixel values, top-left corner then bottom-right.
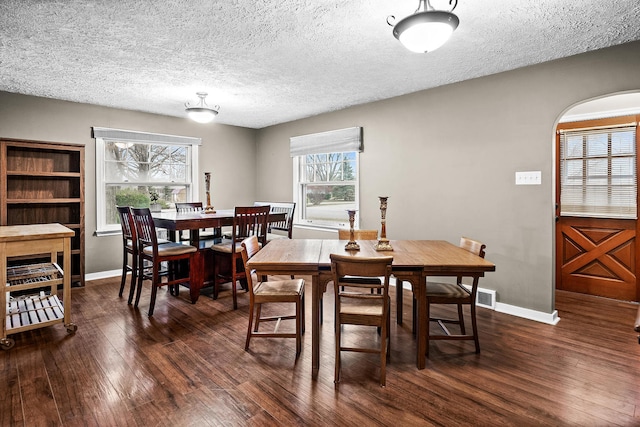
[[246, 238, 496, 377], [151, 209, 286, 304]]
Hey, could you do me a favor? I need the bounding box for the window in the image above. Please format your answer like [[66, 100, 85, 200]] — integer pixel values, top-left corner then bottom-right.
[[93, 128, 200, 235], [559, 124, 637, 218], [290, 127, 362, 228], [294, 152, 359, 227]]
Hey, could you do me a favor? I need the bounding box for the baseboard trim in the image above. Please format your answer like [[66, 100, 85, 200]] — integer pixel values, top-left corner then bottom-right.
[[495, 302, 560, 325], [86, 269, 121, 282]]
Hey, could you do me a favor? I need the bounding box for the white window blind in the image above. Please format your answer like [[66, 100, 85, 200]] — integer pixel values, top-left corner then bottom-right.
[[290, 127, 362, 156], [559, 124, 637, 219]]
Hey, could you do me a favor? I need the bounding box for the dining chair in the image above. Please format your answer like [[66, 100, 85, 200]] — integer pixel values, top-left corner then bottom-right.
[[130, 207, 198, 316], [116, 206, 139, 304], [210, 205, 270, 309], [254, 201, 296, 242], [175, 202, 220, 244], [337, 229, 381, 293], [241, 235, 305, 357], [330, 253, 393, 387], [424, 237, 486, 356]]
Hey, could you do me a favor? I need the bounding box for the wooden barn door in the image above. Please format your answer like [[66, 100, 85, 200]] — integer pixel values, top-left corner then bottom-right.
[[556, 116, 640, 301]]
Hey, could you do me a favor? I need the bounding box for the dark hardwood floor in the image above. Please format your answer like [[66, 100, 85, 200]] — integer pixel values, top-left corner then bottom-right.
[[1, 276, 639, 426]]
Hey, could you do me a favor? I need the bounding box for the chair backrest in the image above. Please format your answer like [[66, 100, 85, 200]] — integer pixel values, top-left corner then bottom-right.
[[175, 202, 203, 213], [116, 206, 136, 243], [240, 235, 262, 292], [460, 237, 486, 258], [458, 237, 486, 287], [331, 254, 393, 307], [130, 207, 159, 251], [254, 201, 296, 238], [337, 229, 378, 240], [232, 205, 271, 246]]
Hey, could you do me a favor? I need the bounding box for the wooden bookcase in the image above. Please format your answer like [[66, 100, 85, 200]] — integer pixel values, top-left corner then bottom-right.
[[0, 139, 85, 287]]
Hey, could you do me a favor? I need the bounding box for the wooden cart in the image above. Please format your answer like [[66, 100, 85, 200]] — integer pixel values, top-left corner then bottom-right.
[[1, 223, 77, 350]]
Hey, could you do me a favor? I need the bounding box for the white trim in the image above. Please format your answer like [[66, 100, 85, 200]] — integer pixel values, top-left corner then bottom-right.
[[495, 302, 561, 325], [86, 269, 121, 281]]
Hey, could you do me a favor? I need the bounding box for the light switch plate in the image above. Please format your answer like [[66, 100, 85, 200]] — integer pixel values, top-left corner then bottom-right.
[[515, 171, 541, 185]]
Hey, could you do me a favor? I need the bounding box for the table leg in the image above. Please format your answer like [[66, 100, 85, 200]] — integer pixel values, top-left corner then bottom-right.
[[189, 229, 202, 304], [312, 274, 321, 378], [396, 279, 403, 325], [414, 277, 427, 369]]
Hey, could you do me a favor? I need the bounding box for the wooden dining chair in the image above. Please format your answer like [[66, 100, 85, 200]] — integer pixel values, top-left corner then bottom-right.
[[175, 202, 220, 243], [130, 207, 198, 316], [331, 253, 393, 387], [241, 235, 305, 357], [254, 201, 296, 242], [210, 205, 270, 309], [424, 237, 486, 356], [116, 206, 139, 304]]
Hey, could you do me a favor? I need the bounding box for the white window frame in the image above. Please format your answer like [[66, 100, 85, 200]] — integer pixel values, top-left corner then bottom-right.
[[292, 152, 360, 229], [93, 127, 200, 236], [290, 127, 362, 230]]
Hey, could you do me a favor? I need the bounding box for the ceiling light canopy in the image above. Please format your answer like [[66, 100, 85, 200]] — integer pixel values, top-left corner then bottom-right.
[[185, 92, 219, 124], [389, 0, 459, 53]]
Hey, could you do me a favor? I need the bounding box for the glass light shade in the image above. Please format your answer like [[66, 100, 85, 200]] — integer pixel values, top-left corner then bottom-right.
[[186, 107, 217, 123], [393, 11, 459, 53]]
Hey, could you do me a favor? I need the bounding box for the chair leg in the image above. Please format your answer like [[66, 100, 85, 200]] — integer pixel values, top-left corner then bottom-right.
[[295, 298, 302, 357], [148, 270, 159, 317], [127, 253, 138, 305], [334, 313, 341, 384], [471, 303, 480, 354], [245, 300, 254, 351], [254, 303, 262, 332], [301, 292, 305, 335], [380, 318, 387, 387], [134, 261, 145, 308], [457, 303, 466, 334], [118, 248, 128, 297]]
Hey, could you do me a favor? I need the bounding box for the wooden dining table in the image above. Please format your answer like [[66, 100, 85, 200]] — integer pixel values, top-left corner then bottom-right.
[[151, 209, 286, 304], [246, 238, 496, 377]]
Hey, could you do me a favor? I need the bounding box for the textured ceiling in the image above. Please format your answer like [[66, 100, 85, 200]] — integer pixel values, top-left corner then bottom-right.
[[0, 0, 639, 129]]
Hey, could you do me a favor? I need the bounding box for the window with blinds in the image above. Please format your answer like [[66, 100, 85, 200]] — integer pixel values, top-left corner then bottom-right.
[[559, 125, 637, 218]]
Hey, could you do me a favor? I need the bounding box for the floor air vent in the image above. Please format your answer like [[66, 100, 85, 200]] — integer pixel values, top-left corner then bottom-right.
[[462, 285, 496, 309], [476, 288, 496, 309]]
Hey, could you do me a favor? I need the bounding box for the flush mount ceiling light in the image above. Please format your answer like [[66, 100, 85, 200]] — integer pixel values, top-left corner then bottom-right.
[[185, 92, 219, 124], [388, 0, 459, 53]]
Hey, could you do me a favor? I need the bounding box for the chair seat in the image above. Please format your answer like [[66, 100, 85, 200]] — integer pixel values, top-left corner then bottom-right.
[[340, 297, 384, 316], [254, 279, 304, 297], [211, 240, 261, 253], [143, 241, 197, 256], [426, 281, 471, 299]]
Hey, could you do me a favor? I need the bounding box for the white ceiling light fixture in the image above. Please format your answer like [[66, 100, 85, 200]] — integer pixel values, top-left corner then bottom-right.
[[185, 92, 219, 124], [388, 0, 459, 53]]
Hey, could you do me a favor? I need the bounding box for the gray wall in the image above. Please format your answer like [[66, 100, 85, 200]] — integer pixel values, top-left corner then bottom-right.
[[255, 41, 640, 314], [0, 92, 258, 273], [1, 41, 639, 315]]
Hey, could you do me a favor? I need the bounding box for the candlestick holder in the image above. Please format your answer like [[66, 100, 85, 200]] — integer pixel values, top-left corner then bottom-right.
[[204, 172, 216, 213], [375, 196, 393, 251], [344, 209, 360, 251]]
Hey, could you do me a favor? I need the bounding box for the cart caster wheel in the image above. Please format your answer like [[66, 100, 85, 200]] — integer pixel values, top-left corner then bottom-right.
[[1, 338, 15, 350], [66, 324, 78, 334]]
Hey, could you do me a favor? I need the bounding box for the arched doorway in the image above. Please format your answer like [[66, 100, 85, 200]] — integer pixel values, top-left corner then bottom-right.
[[555, 92, 640, 302]]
